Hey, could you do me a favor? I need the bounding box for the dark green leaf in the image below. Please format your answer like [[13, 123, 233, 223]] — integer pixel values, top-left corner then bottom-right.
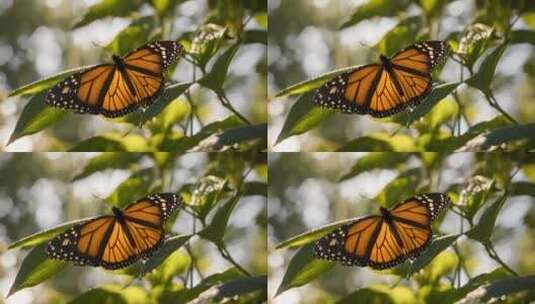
[[466, 192, 508, 243], [7, 243, 66, 297], [198, 43, 240, 93], [340, 0, 411, 29], [465, 42, 508, 95], [72, 153, 142, 181], [375, 168, 422, 206], [73, 0, 142, 29], [480, 275, 535, 300], [439, 116, 511, 151], [130, 234, 192, 276], [337, 133, 416, 152], [459, 123, 535, 151], [133, 82, 192, 126], [340, 153, 410, 181], [161, 116, 244, 152], [106, 168, 154, 207], [404, 234, 461, 277], [337, 285, 415, 304], [190, 123, 267, 151], [275, 243, 333, 296], [242, 29, 267, 44], [374, 16, 423, 56], [243, 181, 267, 197], [511, 181, 535, 197], [190, 175, 228, 221], [69, 285, 149, 304], [105, 16, 156, 55], [275, 92, 333, 145], [7, 94, 67, 145], [510, 29, 535, 45], [69, 136, 127, 152], [193, 276, 267, 303], [391, 82, 461, 127], [198, 192, 241, 243], [68, 134, 150, 152]]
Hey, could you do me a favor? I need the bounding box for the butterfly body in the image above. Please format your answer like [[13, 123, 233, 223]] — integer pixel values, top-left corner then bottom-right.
[[45, 41, 182, 118], [46, 193, 182, 269], [314, 40, 449, 117], [313, 193, 451, 269]]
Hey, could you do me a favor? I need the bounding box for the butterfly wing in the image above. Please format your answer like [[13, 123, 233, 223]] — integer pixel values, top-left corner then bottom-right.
[[46, 215, 118, 267], [314, 40, 449, 117], [313, 64, 382, 115], [46, 193, 182, 269], [313, 193, 451, 269], [44, 41, 183, 117]]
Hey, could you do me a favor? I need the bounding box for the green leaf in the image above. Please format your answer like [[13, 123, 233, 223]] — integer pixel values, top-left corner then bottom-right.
[[150, 99, 191, 133], [432, 268, 509, 304], [466, 192, 508, 243], [7, 94, 67, 145], [131, 234, 192, 276], [242, 29, 267, 44], [337, 285, 416, 304], [73, 0, 142, 29], [164, 268, 244, 303], [337, 133, 417, 152], [194, 276, 267, 302], [149, 0, 182, 16], [275, 65, 358, 98], [191, 175, 228, 221], [439, 116, 511, 151], [479, 275, 535, 301], [404, 234, 461, 277], [161, 116, 244, 152], [374, 168, 422, 206], [374, 16, 423, 56], [243, 181, 267, 197], [511, 181, 535, 197], [198, 192, 241, 243], [465, 42, 508, 95], [70, 285, 149, 304], [340, 153, 410, 181], [275, 92, 333, 145], [69, 136, 127, 152], [275, 218, 357, 250], [459, 123, 535, 151], [130, 82, 193, 126], [8, 66, 92, 97], [340, 0, 411, 29], [8, 218, 94, 250], [198, 43, 240, 93], [391, 82, 461, 127], [106, 168, 154, 207], [105, 16, 155, 55], [69, 134, 150, 152], [190, 123, 267, 151], [7, 243, 66, 297], [275, 243, 333, 297], [72, 152, 142, 181], [510, 29, 535, 45]]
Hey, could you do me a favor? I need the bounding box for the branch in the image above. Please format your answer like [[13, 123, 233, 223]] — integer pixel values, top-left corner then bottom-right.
[[217, 92, 252, 125], [217, 242, 251, 277]]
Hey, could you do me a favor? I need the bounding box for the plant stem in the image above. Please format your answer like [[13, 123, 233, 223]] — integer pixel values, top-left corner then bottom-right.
[[218, 242, 251, 277], [217, 92, 252, 125], [485, 242, 518, 277]]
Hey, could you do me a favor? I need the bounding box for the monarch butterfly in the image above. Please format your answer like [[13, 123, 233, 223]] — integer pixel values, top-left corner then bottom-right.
[[314, 40, 450, 117], [313, 193, 451, 269], [44, 41, 183, 118], [46, 193, 182, 269]]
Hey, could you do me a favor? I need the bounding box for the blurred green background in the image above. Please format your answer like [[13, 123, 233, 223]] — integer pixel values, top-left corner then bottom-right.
[[0, 0, 267, 151], [0, 152, 267, 303], [268, 152, 535, 303], [268, 0, 535, 151]]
